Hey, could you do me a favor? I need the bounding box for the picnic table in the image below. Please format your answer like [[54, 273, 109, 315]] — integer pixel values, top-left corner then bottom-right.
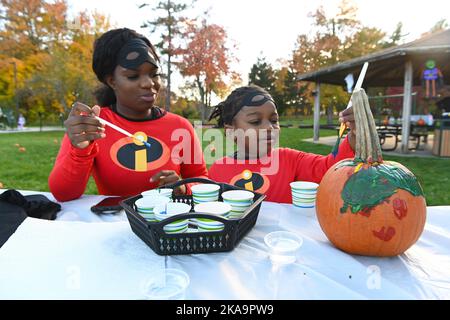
[[376, 124, 433, 151], [376, 124, 402, 151], [0, 190, 449, 299]]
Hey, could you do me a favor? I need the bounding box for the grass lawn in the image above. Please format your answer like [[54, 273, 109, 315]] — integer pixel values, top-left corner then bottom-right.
[[1, 129, 449, 205]]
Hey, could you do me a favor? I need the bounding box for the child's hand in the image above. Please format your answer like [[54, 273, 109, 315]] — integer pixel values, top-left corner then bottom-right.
[[150, 170, 186, 195], [339, 107, 356, 150]]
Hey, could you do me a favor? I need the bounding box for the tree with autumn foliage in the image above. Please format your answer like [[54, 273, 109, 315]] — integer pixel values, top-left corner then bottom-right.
[[289, 0, 392, 117], [0, 0, 111, 124], [177, 19, 239, 123]]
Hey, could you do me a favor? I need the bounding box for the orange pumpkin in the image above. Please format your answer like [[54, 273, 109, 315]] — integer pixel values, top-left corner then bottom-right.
[[417, 118, 426, 126], [316, 89, 427, 257]]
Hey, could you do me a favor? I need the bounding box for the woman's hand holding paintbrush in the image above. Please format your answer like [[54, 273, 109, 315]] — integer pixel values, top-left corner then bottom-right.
[[66, 102, 151, 149], [65, 102, 187, 194], [65, 102, 105, 149]]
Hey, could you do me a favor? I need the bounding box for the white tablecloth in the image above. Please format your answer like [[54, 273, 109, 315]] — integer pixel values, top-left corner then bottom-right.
[[0, 190, 449, 299]]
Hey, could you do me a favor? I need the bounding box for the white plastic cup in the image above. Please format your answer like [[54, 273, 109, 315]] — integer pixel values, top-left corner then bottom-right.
[[142, 268, 190, 300], [264, 231, 303, 265]]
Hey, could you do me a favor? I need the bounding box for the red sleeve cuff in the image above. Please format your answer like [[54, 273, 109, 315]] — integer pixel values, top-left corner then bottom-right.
[[70, 141, 99, 158], [336, 135, 355, 160]]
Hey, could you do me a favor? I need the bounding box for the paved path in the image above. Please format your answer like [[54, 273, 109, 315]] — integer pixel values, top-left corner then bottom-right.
[[303, 134, 438, 158], [0, 126, 65, 134]]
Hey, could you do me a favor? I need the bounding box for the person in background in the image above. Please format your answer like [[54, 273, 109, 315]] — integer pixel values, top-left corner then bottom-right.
[[17, 114, 26, 130]]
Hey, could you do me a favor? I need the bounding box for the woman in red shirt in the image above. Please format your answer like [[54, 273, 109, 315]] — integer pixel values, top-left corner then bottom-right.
[[49, 28, 208, 201]]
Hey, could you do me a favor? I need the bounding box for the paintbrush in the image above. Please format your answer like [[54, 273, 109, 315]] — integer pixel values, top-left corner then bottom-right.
[[94, 115, 152, 149], [331, 62, 369, 156]]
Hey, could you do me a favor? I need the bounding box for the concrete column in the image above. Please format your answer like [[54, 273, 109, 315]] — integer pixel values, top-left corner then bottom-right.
[[313, 82, 321, 142], [401, 60, 413, 153]]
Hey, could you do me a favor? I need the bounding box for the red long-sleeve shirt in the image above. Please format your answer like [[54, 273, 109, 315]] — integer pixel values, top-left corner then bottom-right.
[[49, 107, 208, 202], [209, 136, 355, 203]]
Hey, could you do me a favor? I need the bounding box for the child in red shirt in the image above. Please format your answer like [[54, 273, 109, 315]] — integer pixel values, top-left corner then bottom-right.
[[208, 85, 356, 203], [49, 28, 207, 201]]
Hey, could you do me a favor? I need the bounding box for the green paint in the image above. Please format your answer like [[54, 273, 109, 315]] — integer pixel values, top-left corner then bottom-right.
[[339, 161, 424, 215], [378, 162, 424, 197], [335, 159, 358, 170]]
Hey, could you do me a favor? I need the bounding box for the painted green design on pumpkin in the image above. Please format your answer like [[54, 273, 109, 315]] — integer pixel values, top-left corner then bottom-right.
[[335, 159, 358, 170], [340, 162, 424, 214], [377, 162, 424, 197]]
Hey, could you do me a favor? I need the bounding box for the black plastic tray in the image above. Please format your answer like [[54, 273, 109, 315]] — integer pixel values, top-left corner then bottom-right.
[[120, 178, 266, 255]]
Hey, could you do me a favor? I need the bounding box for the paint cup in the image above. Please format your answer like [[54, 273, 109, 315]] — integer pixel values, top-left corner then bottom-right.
[[154, 202, 191, 234], [290, 181, 318, 209], [193, 202, 231, 232], [221, 190, 254, 219], [135, 196, 171, 222], [191, 184, 220, 205]]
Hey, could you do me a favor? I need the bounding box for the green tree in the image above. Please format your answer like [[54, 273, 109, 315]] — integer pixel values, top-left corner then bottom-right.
[[248, 57, 276, 92], [171, 95, 200, 119], [282, 66, 307, 116], [139, 0, 195, 112]]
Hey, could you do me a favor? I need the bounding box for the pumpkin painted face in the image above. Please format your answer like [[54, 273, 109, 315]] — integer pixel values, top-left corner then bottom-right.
[[316, 89, 427, 257], [316, 160, 426, 256]]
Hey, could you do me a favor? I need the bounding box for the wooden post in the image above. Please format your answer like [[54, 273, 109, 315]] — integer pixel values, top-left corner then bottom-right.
[[401, 60, 413, 153], [313, 82, 321, 142]]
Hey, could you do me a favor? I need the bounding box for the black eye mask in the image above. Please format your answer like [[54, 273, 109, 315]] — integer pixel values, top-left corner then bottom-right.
[[116, 38, 160, 70], [224, 91, 276, 125]]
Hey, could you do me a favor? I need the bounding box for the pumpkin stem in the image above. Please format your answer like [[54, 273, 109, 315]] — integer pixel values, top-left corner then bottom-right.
[[352, 89, 383, 164]]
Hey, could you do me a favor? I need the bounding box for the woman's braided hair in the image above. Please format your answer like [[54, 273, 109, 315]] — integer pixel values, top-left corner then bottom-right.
[[92, 28, 160, 106], [209, 85, 273, 127]]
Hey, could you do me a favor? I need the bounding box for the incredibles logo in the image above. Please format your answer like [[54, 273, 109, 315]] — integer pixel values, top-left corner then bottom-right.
[[110, 131, 170, 172], [230, 170, 270, 193]]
